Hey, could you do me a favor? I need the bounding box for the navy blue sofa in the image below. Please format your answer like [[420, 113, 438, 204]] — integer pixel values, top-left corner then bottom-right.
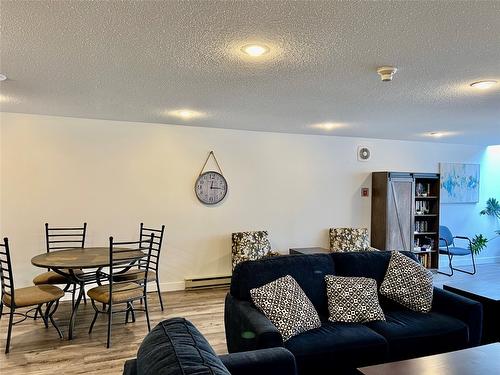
[[123, 317, 297, 375], [225, 251, 483, 374]]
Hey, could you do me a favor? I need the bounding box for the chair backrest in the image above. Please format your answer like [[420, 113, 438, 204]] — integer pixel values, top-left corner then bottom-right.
[[108, 235, 154, 304], [139, 223, 165, 273], [45, 222, 87, 252], [439, 225, 454, 247], [0, 238, 15, 306], [231, 230, 272, 270], [329, 227, 370, 252]]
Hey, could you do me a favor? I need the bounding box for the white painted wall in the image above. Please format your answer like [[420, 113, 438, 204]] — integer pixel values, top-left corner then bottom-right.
[[0, 112, 497, 290]]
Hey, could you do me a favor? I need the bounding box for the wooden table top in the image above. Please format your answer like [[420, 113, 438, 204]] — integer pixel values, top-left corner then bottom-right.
[[358, 343, 500, 375], [444, 279, 500, 302], [31, 247, 145, 269]]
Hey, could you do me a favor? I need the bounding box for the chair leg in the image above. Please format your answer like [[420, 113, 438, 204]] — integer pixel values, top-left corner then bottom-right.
[[451, 252, 477, 275], [33, 304, 43, 321], [82, 286, 87, 305], [156, 279, 164, 311], [47, 300, 64, 339], [106, 304, 113, 348], [36, 304, 47, 327], [72, 284, 76, 308], [0, 301, 3, 320], [438, 252, 454, 277], [5, 307, 14, 354], [144, 297, 151, 332], [42, 303, 50, 329], [130, 302, 136, 323], [88, 310, 99, 334]]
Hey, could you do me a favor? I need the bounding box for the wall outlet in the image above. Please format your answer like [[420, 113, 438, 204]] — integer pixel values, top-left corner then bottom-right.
[[361, 188, 369, 197]]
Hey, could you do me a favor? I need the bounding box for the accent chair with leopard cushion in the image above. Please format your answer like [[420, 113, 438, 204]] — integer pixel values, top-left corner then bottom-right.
[[329, 227, 379, 252], [231, 231, 280, 270]]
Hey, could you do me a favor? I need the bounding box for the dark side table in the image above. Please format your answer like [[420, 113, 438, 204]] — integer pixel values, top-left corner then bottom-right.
[[289, 247, 330, 255]]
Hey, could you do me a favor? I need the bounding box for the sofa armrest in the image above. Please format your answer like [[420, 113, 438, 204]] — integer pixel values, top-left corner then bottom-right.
[[219, 347, 296, 375], [225, 293, 283, 353], [432, 287, 483, 346], [122, 359, 137, 375]]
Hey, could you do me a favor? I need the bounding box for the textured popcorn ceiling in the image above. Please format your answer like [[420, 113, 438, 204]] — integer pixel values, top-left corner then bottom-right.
[[0, 1, 499, 145]]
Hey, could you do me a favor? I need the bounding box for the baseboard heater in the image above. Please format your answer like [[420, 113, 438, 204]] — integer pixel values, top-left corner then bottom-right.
[[185, 275, 231, 290]]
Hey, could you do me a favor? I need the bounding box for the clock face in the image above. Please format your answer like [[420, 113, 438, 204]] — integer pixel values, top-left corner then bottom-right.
[[195, 171, 228, 205]]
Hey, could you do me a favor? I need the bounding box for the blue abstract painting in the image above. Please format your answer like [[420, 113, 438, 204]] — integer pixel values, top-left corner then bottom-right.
[[440, 163, 480, 203]]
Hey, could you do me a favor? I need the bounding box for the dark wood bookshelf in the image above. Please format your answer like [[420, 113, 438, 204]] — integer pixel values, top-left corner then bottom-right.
[[371, 172, 441, 270]]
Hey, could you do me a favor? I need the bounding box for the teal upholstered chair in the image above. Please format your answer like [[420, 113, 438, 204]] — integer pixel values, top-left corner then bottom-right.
[[439, 225, 476, 276]]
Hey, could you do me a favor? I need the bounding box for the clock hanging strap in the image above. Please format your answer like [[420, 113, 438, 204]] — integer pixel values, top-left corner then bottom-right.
[[199, 151, 224, 176]]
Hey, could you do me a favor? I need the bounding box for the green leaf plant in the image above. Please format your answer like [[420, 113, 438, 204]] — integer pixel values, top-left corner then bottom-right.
[[480, 198, 500, 219], [470, 197, 500, 254], [469, 234, 488, 255]]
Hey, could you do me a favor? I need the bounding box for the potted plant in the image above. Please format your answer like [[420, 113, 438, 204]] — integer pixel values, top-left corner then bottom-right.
[[470, 197, 500, 254]]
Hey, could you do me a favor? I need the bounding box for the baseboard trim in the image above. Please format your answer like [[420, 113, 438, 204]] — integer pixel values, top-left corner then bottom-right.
[[152, 281, 185, 292], [439, 254, 500, 266]]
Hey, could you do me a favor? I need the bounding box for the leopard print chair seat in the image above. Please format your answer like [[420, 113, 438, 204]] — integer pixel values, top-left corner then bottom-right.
[[329, 227, 379, 252], [231, 231, 280, 271]]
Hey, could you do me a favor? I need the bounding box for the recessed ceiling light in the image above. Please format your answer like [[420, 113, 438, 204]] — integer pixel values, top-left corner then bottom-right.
[[470, 80, 498, 90], [0, 73, 7, 81], [426, 131, 458, 138], [310, 122, 345, 131], [241, 44, 270, 57], [429, 132, 443, 137], [166, 109, 205, 120]]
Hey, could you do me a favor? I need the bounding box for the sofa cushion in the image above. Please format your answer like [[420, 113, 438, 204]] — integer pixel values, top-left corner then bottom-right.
[[284, 321, 388, 373], [331, 251, 416, 287], [231, 254, 335, 317], [325, 275, 385, 323], [380, 251, 433, 313], [250, 275, 321, 341], [366, 309, 469, 361], [136, 318, 230, 375]]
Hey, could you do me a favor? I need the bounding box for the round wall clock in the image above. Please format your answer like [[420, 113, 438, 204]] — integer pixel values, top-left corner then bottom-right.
[[195, 171, 228, 205]]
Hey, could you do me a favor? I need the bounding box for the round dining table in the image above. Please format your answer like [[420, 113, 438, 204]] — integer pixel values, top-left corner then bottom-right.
[[31, 247, 146, 340]]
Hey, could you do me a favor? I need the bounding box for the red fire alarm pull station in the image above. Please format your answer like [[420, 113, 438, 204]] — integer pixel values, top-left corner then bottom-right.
[[361, 188, 369, 197]]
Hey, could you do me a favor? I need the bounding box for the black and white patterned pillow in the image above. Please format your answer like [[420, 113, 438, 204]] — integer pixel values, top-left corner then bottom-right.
[[325, 275, 385, 323], [380, 251, 433, 313], [250, 275, 321, 341]]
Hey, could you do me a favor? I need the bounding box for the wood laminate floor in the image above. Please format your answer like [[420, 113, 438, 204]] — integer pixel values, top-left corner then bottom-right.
[[1, 262, 499, 375], [0, 287, 228, 374]]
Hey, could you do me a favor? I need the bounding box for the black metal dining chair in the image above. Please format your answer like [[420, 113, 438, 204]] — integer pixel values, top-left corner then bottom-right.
[[33, 223, 87, 306], [113, 224, 166, 310], [87, 235, 154, 348], [1, 237, 64, 353]]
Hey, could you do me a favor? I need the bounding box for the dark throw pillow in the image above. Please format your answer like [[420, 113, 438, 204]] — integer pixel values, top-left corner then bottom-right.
[[324, 275, 385, 323], [250, 274, 321, 341], [380, 251, 433, 313]]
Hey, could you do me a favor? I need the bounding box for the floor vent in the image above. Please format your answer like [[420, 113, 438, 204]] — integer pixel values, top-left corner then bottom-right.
[[185, 275, 231, 290]]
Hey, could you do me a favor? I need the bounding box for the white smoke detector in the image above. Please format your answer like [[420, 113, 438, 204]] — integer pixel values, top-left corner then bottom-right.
[[377, 66, 397, 82]]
